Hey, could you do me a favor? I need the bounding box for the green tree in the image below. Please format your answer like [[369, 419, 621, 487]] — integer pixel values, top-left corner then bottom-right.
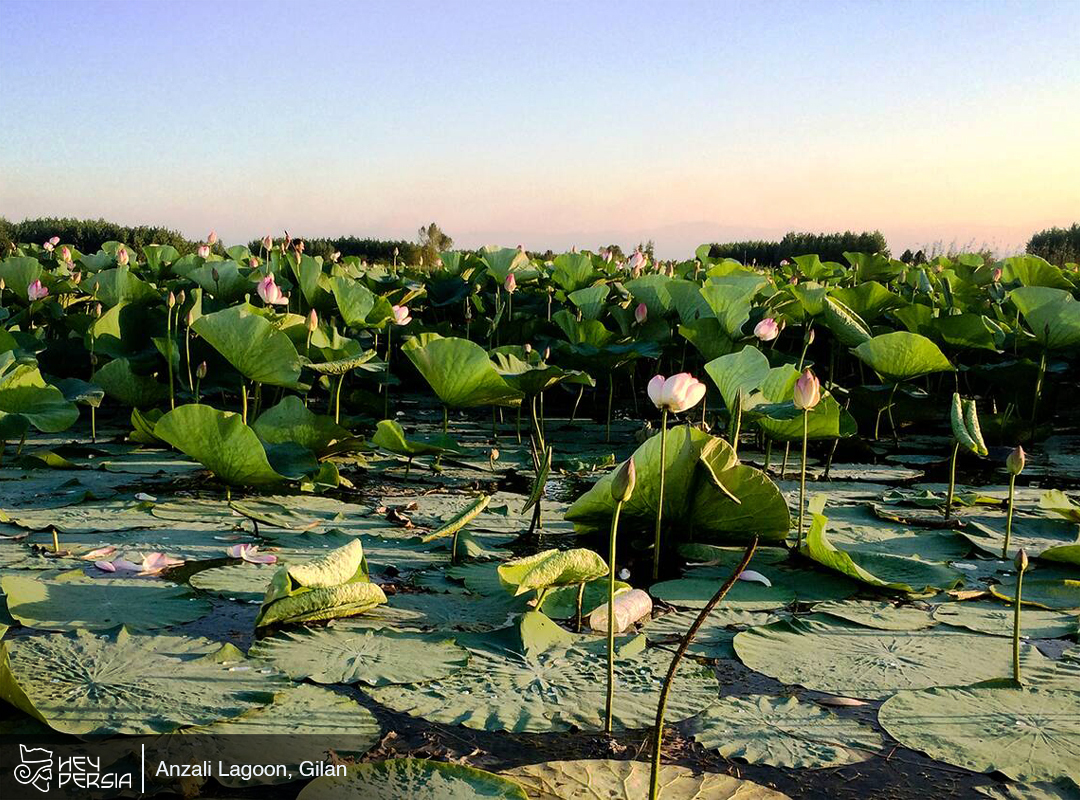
[[417, 222, 453, 267]]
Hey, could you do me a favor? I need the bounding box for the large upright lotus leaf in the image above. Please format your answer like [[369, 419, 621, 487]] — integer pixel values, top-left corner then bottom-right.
[[298, 758, 527, 800], [687, 695, 882, 769], [567, 284, 609, 320], [932, 601, 1077, 639], [935, 313, 1006, 351], [626, 274, 674, 316], [853, 331, 954, 382], [497, 548, 608, 596], [551, 252, 596, 292], [0, 628, 289, 735], [192, 304, 302, 388], [187, 260, 251, 302], [250, 625, 468, 686], [0, 361, 79, 432], [252, 395, 348, 455], [756, 393, 857, 443], [403, 333, 523, 408], [665, 278, 712, 323], [1011, 286, 1080, 350], [93, 357, 170, 406], [704, 346, 771, 411], [733, 616, 1050, 699], [330, 275, 379, 327], [372, 419, 458, 457], [1, 574, 211, 631], [880, 685, 1080, 785], [481, 246, 529, 284], [829, 281, 904, 321], [823, 296, 872, 346], [700, 274, 767, 336], [0, 256, 43, 300], [687, 464, 792, 543], [83, 265, 158, 306], [155, 404, 285, 486], [490, 350, 593, 397], [1004, 256, 1073, 289], [803, 510, 963, 593], [366, 618, 718, 733], [679, 318, 735, 360], [503, 759, 789, 800], [552, 309, 617, 348]]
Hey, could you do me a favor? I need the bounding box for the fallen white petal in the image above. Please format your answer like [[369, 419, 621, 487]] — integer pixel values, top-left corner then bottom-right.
[[738, 569, 772, 587]]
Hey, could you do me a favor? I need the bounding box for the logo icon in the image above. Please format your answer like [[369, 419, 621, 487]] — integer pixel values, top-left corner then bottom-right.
[[14, 745, 52, 792]]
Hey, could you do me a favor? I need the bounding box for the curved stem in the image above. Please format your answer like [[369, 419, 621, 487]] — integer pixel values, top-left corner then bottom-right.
[[652, 410, 669, 581], [1003, 474, 1017, 558], [575, 581, 586, 632], [185, 316, 194, 392], [649, 537, 758, 800], [1030, 350, 1047, 440], [334, 373, 346, 424], [1012, 563, 1025, 683], [798, 410, 809, 547], [605, 500, 623, 733], [945, 441, 959, 519]]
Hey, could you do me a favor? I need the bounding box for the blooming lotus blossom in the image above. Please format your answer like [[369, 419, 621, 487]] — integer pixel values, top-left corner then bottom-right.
[[392, 304, 412, 326], [793, 369, 821, 410], [27, 280, 49, 301], [116, 247, 130, 266], [225, 543, 278, 564], [634, 302, 648, 324], [207, 230, 218, 245], [49, 236, 60, 246], [43, 241, 54, 252], [504, 273, 517, 293], [647, 373, 707, 414], [754, 317, 780, 342], [197, 244, 210, 259], [256, 275, 288, 305], [627, 250, 646, 271], [96, 552, 183, 576]]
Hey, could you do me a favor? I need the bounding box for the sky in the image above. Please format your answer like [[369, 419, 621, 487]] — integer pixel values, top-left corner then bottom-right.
[[1, 0, 1078, 258]]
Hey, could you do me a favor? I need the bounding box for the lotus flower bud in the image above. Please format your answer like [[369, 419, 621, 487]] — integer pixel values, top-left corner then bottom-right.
[[186, 309, 194, 326], [263, 234, 273, 251], [211, 267, 220, 282], [95, 302, 102, 317], [331, 251, 340, 262], [504, 273, 517, 293], [61, 246, 72, 263], [807, 327, 816, 345], [588, 588, 652, 634], [49, 236, 60, 246], [627, 250, 646, 272], [196, 361, 207, 379], [249, 257, 259, 269], [543, 347, 551, 360], [391, 305, 412, 326], [0, 278, 5, 291], [117, 247, 129, 266], [524, 343, 532, 354], [992, 267, 1003, 283], [71, 271, 82, 285], [197, 244, 210, 259], [1014, 548, 1029, 572], [167, 291, 176, 308], [43, 240, 54, 252], [1006, 445, 1025, 476], [610, 457, 637, 503], [793, 369, 821, 410], [27, 280, 49, 301], [635, 302, 648, 324], [393, 246, 399, 257], [207, 230, 218, 245], [307, 308, 318, 332], [754, 317, 780, 342]]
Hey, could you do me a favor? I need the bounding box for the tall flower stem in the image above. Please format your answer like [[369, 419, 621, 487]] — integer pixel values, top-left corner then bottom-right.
[[384, 325, 392, 419], [652, 410, 669, 580], [649, 537, 758, 800], [798, 410, 809, 547], [1003, 473, 1017, 558], [166, 306, 175, 410], [606, 373, 615, 443], [185, 320, 194, 392], [945, 441, 959, 519], [241, 381, 248, 425], [604, 498, 624, 733], [1012, 559, 1026, 682], [1030, 349, 1046, 440]]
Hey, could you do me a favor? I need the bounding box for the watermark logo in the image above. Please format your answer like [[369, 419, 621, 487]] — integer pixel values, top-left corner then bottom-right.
[[8, 744, 133, 793], [14, 745, 52, 792]]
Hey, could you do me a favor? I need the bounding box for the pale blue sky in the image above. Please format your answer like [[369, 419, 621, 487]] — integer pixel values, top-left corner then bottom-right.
[[2, 0, 1078, 256]]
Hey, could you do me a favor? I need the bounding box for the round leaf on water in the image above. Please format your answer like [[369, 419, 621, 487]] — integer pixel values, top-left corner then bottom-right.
[[733, 616, 1051, 699], [190, 563, 278, 602], [502, 759, 789, 800], [192, 304, 302, 388], [815, 599, 937, 631], [644, 608, 775, 659], [933, 601, 1077, 639], [989, 578, 1080, 611], [0, 629, 289, 735], [298, 758, 527, 800], [155, 404, 285, 486], [249, 626, 468, 686], [853, 331, 954, 382], [1, 574, 211, 631], [880, 685, 1080, 784], [687, 694, 882, 768]]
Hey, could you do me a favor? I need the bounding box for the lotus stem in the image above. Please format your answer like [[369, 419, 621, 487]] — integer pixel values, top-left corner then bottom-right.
[[605, 498, 624, 732], [648, 537, 758, 800], [1003, 473, 1017, 558], [652, 410, 668, 581], [763, 438, 772, 472], [886, 381, 899, 444], [1030, 350, 1046, 440], [241, 381, 248, 425], [334, 373, 346, 424], [51, 527, 60, 554], [516, 406, 522, 443], [166, 305, 175, 410], [945, 441, 959, 519], [1012, 557, 1026, 683], [91, 406, 96, 443], [384, 325, 392, 419], [575, 581, 586, 632], [443, 405, 448, 435], [570, 385, 584, 422], [781, 443, 790, 479], [798, 410, 809, 547], [185, 320, 194, 393], [606, 374, 614, 443]]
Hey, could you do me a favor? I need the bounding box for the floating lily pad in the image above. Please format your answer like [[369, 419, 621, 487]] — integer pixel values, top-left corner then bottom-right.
[[989, 578, 1080, 611], [933, 602, 1077, 639], [650, 563, 856, 611], [815, 599, 937, 631], [297, 758, 527, 800], [1, 573, 211, 631], [962, 516, 1080, 562], [879, 685, 1080, 784], [384, 591, 524, 632], [645, 608, 776, 659], [250, 625, 468, 686], [502, 759, 789, 800], [0, 628, 289, 735], [733, 616, 1051, 699], [687, 695, 882, 768], [977, 779, 1080, 799], [190, 563, 279, 602]]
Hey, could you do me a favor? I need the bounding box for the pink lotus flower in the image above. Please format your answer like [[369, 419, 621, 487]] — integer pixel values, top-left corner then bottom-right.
[[627, 250, 646, 271], [96, 552, 183, 576], [392, 304, 412, 326], [117, 247, 130, 266], [197, 244, 210, 259], [992, 267, 1003, 282], [257, 275, 288, 305], [49, 236, 60, 246], [262, 234, 273, 250], [634, 302, 648, 324], [307, 308, 318, 332], [793, 369, 821, 410], [226, 543, 278, 564], [647, 373, 707, 414], [754, 317, 780, 342], [207, 230, 218, 245], [60, 246, 72, 263], [27, 280, 49, 301], [504, 273, 517, 293], [43, 241, 54, 252], [249, 257, 259, 268], [82, 546, 117, 561]]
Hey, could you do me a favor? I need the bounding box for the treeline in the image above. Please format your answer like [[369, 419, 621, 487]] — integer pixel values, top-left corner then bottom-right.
[[1027, 224, 1080, 266], [0, 216, 197, 255], [247, 235, 422, 265], [707, 231, 889, 265]]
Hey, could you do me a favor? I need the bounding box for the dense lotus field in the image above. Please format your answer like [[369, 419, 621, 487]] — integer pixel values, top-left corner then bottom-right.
[[0, 235, 1078, 799]]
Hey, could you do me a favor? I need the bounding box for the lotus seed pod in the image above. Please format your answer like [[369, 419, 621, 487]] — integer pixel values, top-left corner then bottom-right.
[[610, 457, 636, 503], [588, 589, 652, 634], [1006, 445, 1025, 476], [1014, 548, 1029, 572]]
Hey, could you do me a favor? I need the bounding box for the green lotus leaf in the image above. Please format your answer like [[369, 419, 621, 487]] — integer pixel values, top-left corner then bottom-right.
[[1003, 255, 1073, 289], [551, 252, 596, 292], [480, 246, 529, 284], [988, 578, 1080, 611], [932, 601, 1077, 639], [491, 349, 594, 397], [83, 265, 158, 306], [0, 628, 289, 735], [934, 313, 1006, 351], [879, 685, 1080, 785], [190, 562, 278, 601], [252, 395, 349, 455], [155, 403, 286, 486], [0, 357, 79, 433], [1011, 286, 1080, 350], [497, 548, 608, 596], [93, 357, 169, 406], [679, 318, 735, 361], [803, 510, 963, 593], [626, 274, 674, 316], [330, 276, 380, 327], [186, 260, 251, 302], [644, 608, 776, 659], [372, 419, 458, 458], [853, 331, 954, 382], [700, 274, 767, 336], [298, 758, 527, 800], [704, 346, 771, 412], [1039, 490, 1080, 523], [192, 303, 303, 388], [567, 284, 609, 320], [0, 256, 43, 300], [502, 759, 788, 800], [687, 695, 882, 768], [815, 599, 937, 631], [403, 333, 523, 408], [823, 296, 872, 346], [829, 281, 904, 322]]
